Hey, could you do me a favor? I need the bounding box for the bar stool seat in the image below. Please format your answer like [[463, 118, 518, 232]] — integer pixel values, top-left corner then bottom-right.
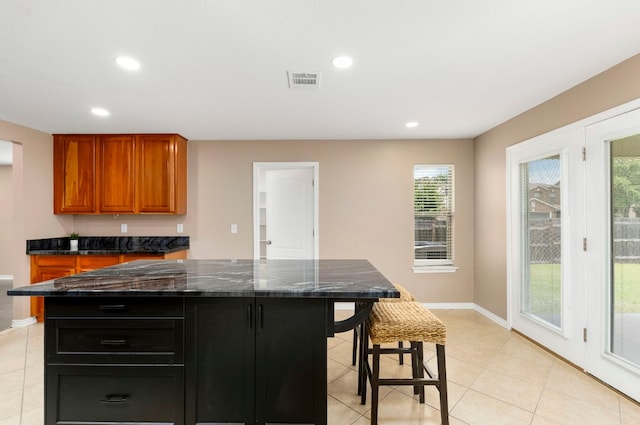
[[352, 283, 415, 367], [361, 301, 449, 425]]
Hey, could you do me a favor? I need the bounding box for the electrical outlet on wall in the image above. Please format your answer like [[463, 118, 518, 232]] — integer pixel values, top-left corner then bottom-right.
[[121, 223, 127, 233], [177, 223, 184, 233], [231, 224, 238, 234]]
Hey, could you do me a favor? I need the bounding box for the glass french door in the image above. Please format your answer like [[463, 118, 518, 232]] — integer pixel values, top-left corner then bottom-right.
[[585, 108, 640, 402], [508, 126, 586, 367]]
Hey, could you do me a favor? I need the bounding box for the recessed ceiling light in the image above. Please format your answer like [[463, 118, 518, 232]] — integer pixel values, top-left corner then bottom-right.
[[405, 121, 419, 128], [332, 56, 353, 69], [115, 56, 141, 71], [91, 107, 110, 117]]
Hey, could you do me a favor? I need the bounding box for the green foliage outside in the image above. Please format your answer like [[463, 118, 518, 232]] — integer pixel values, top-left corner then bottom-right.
[[612, 157, 640, 217], [527, 263, 640, 315], [414, 173, 449, 214]]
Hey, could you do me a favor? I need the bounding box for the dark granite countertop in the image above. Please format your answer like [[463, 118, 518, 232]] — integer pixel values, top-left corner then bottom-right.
[[8, 259, 399, 300], [26, 236, 189, 255]]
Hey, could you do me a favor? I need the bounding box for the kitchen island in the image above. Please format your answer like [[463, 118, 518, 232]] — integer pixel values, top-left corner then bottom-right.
[[8, 259, 398, 425]]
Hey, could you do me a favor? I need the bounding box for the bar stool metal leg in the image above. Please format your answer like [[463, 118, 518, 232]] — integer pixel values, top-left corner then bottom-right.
[[370, 344, 381, 425], [437, 344, 449, 425]]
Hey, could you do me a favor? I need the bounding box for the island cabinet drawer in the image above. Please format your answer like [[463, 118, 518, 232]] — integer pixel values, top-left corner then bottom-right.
[[47, 318, 184, 364], [47, 365, 184, 425], [45, 297, 184, 318]]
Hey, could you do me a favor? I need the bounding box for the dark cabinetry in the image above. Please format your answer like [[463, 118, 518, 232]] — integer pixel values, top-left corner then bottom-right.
[[44, 296, 329, 425], [186, 297, 327, 425], [45, 297, 185, 425]]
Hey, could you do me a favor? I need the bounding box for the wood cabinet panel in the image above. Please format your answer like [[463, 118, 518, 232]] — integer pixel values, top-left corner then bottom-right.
[[53, 135, 96, 213], [98, 135, 136, 213], [30, 256, 75, 322], [53, 133, 187, 214], [77, 255, 120, 273], [137, 134, 187, 214]]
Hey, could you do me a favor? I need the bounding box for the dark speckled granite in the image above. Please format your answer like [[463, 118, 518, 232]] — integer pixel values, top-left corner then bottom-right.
[[26, 236, 189, 255], [8, 259, 399, 300]]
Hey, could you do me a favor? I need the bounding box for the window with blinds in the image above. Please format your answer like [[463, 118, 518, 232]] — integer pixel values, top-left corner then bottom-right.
[[414, 165, 454, 266]]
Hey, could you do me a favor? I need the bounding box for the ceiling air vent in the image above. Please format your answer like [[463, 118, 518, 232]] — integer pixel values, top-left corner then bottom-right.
[[288, 71, 321, 89]]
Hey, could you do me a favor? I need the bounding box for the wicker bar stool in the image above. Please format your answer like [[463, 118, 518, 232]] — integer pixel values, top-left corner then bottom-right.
[[361, 301, 449, 425], [352, 283, 415, 366]]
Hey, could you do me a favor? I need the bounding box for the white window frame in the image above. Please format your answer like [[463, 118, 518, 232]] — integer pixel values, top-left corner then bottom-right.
[[413, 164, 457, 273]]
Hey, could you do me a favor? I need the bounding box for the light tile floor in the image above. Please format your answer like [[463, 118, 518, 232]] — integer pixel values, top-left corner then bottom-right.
[[1, 309, 640, 425]]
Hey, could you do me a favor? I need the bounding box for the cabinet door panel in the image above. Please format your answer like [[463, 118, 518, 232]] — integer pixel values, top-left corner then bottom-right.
[[186, 298, 254, 425], [53, 135, 96, 213], [45, 297, 184, 318], [47, 365, 184, 425], [77, 255, 120, 272], [137, 135, 176, 213], [49, 318, 183, 364], [256, 298, 327, 425], [99, 135, 136, 213], [31, 256, 75, 322]]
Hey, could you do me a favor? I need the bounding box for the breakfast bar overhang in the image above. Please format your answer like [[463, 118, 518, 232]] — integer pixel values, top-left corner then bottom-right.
[[9, 259, 399, 425]]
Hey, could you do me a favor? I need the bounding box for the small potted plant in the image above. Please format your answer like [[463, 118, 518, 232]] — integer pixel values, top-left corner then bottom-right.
[[69, 232, 79, 251]]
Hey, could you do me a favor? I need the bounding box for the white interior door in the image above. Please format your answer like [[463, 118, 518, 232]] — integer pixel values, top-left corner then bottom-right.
[[253, 163, 318, 260], [508, 125, 586, 366], [585, 108, 640, 402]]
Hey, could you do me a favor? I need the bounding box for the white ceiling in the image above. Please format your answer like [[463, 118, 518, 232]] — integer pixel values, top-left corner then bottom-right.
[[1, 0, 639, 141]]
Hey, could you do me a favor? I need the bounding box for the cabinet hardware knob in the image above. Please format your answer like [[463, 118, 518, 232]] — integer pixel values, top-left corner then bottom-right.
[[99, 304, 126, 311], [99, 339, 127, 346], [100, 394, 129, 404]]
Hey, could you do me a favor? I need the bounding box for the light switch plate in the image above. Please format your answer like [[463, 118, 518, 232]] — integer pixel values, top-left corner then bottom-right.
[[231, 224, 238, 234]]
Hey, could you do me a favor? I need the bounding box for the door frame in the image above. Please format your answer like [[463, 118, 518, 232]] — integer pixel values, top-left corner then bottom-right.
[[506, 125, 587, 366], [584, 109, 640, 402], [252, 162, 319, 260], [507, 97, 640, 401]]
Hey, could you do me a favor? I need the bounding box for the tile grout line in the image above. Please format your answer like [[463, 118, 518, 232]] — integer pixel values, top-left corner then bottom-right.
[[528, 355, 555, 425]]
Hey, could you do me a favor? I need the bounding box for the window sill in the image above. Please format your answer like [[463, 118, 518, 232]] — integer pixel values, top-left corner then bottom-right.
[[412, 265, 458, 274]]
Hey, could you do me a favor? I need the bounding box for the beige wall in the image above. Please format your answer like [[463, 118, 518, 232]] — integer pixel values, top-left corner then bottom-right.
[[0, 120, 73, 320], [0, 165, 13, 275], [75, 139, 475, 304], [474, 53, 640, 319], [10, 52, 640, 321]]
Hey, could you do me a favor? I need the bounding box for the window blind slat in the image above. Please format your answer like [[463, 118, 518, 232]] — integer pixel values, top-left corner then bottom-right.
[[414, 165, 454, 265]]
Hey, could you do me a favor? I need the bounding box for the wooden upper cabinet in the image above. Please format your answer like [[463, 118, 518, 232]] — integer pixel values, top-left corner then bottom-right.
[[53, 134, 187, 214], [98, 135, 136, 213], [53, 135, 97, 213], [137, 134, 187, 214]]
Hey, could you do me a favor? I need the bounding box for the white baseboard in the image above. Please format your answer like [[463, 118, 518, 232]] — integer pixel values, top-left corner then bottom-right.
[[11, 317, 37, 328], [333, 301, 510, 330], [424, 302, 508, 328], [472, 303, 510, 329], [0, 275, 13, 280], [423, 302, 474, 310], [334, 302, 356, 310]]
